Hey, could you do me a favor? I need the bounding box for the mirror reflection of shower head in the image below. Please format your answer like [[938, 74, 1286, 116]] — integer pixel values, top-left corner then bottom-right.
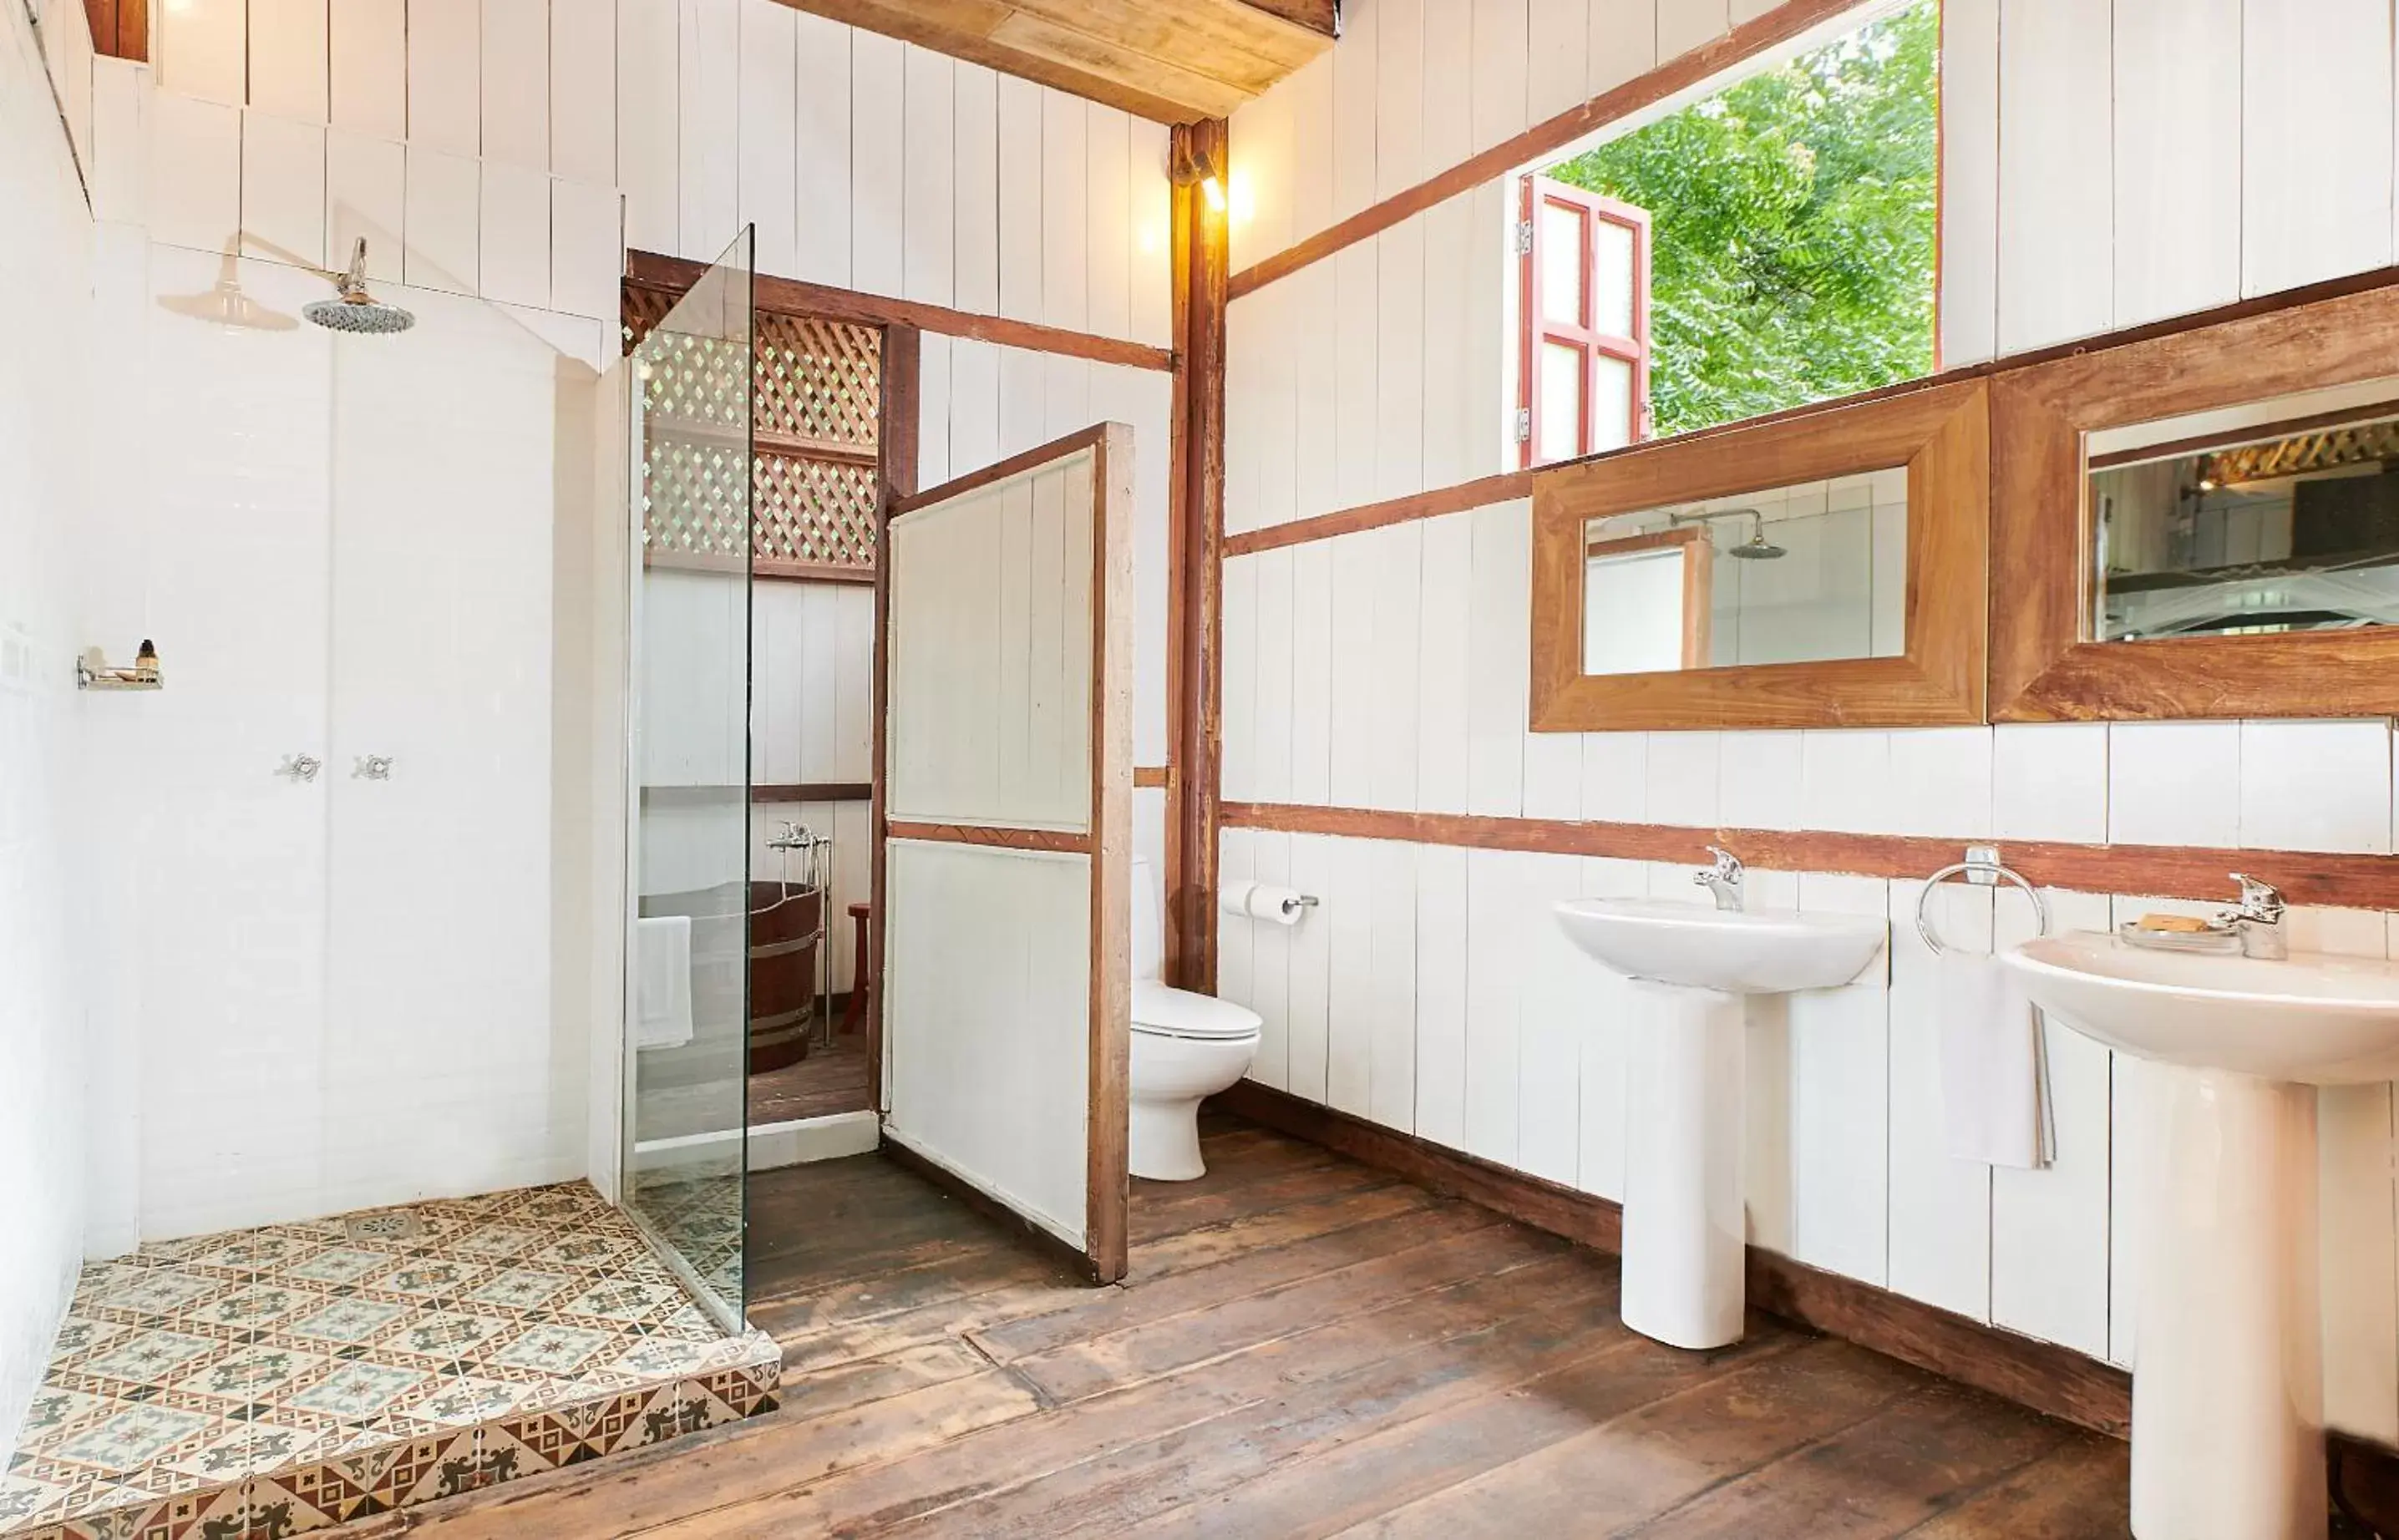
[[1670, 507, 1786, 560], [302, 239, 415, 335]]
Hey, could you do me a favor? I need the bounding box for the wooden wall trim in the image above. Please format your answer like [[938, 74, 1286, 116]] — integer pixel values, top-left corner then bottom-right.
[[884, 821, 1092, 855], [1170, 120, 1233, 994], [1220, 801, 2399, 912], [752, 783, 872, 803], [887, 423, 1111, 515], [1225, 0, 1863, 301], [1134, 765, 1172, 789], [867, 323, 919, 1117], [626, 253, 1174, 372], [1086, 422, 1137, 1286], [1222, 469, 1536, 558]]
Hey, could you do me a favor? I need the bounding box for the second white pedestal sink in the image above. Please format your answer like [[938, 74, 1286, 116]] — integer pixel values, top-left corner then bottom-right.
[[2005, 932, 2399, 1540], [1553, 898, 1887, 1350]]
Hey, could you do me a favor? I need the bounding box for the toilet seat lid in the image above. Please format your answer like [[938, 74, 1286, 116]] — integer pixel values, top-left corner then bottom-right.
[[1131, 980, 1262, 1041]]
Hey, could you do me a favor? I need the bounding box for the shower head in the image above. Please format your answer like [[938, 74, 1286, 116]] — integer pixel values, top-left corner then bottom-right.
[[1668, 506, 1787, 560], [1728, 532, 1786, 560], [302, 239, 415, 335]]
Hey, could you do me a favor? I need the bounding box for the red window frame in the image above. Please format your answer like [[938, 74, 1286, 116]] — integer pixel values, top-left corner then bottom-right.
[[1518, 173, 1651, 467]]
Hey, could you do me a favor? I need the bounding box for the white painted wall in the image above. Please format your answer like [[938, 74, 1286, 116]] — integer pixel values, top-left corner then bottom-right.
[[1217, 0, 2399, 1445], [0, 0, 97, 1451]]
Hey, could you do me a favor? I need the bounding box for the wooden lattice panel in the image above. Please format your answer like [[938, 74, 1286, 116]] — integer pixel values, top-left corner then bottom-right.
[[627, 283, 880, 580]]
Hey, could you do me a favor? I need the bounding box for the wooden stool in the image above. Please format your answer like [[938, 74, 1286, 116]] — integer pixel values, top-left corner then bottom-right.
[[842, 900, 872, 1036]]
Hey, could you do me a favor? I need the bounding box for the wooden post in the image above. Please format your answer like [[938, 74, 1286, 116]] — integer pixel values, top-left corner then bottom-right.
[[869, 323, 920, 1112], [1166, 119, 1230, 994]]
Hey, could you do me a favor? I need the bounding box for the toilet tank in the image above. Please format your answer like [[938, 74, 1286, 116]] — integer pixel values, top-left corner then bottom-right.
[[1131, 857, 1162, 981]]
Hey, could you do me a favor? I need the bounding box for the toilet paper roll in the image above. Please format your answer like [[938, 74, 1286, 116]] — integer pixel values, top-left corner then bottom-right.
[[1218, 879, 1308, 925]]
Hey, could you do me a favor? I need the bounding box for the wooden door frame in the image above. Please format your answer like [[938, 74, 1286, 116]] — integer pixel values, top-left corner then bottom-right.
[[873, 421, 1134, 1284]]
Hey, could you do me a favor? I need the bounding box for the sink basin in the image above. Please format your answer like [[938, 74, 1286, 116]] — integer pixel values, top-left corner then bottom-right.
[[2001, 928, 2399, 1539], [1553, 898, 1888, 995], [2003, 930, 2399, 1084]]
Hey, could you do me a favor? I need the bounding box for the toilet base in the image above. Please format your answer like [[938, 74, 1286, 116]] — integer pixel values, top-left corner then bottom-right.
[[1130, 1093, 1210, 1181]]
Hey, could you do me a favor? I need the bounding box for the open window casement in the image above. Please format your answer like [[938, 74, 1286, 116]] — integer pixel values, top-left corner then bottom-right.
[[1517, 173, 1651, 466]]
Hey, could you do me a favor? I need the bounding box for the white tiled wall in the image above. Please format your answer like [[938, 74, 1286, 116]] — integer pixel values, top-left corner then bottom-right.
[[1, 0, 95, 1450]]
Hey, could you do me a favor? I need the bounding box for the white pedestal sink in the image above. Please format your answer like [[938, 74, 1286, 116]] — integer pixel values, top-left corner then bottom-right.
[[1553, 899, 1887, 1350], [2005, 932, 2399, 1540]]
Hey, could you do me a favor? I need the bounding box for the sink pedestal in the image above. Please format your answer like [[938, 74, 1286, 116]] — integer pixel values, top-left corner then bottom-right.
[[1621, 983, 1747, 1350], [2129, 1063, 2324, 1540]]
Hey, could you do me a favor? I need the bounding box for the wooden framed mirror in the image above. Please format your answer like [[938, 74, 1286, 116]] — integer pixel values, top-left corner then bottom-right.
[[1529, 377, 1989, 731], [1991, 283, 2399, 720]]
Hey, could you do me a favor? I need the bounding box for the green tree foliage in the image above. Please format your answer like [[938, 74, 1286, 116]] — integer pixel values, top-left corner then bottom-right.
[[1546, 1, 1940, 436]]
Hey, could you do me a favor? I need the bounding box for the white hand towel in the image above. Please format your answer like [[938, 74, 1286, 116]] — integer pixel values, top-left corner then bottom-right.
[[1935, 949, 2053, 1169], [636, 914, 694, 1051]]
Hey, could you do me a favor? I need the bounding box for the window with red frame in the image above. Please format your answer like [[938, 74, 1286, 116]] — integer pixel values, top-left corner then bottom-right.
[[1517, 175, 1651, 467]]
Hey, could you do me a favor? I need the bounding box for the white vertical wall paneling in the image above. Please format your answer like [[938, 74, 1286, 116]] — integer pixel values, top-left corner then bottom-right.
[[1326, 837, 1377, 1116], [162, 0, 244, 104], [997, 76, 1044, 322], [1884, 879, 1993, 1320], [1574, 856, 1642, 1199], [1993, 0, 2112, 353], [1368, 839, 1420, 1132], [616, 0, 677, 256], [850, 31, 905, 296], [997, 347, 1046, 458], [1938, 0, 1999, 367], [1230, 72, 1293, 274], [1422, 0, 1473, 172], [408, 0, 481, 156], [916, 332, 952, 489], [1326, 531, 1377, 808], [550, 175, 621, 319], [150, 89, 241, 255], [1219, 828, 1256, 1017], [1462, 846, 1523, 1164], [1042, 92, 1088, 331], [676, 0, 738, 261], [2111, 0, 2239, 327], [1254, 548, 1296, 804], [1333, 244, 1379, 509], [1516, 853, 1584, 1186], [1129, 119, 1173, 347], [1292, 261, 1340, 521], [949, 340, 1001, 476], [1526, 0, 1587, 124], [402, 144, 479, 294], [1415, 510, 1473, 814], [1413, 843, 1470, 1147], [326, 129, 405, 280], [1042, 353, 1090, 441], [1085, 106, 1132, 343], [480, 0, 548, 169], [331, 0, 407, 139], [1587, 0, 1656, 97], [902, 46, 956, 306], [1288, 48, 1335, 247], [1464, 500, 1529, 816], [1377, 0, 1425, 200], [248, 0, 328, 122], [1469, 0, 1529, 154], [1290, 542, 1335, 804], [2242, 0, 2394, 297], [1787, 872, 1891, 1284], [92, 56, 150, 226], [1225, 293, 1260, 537], [1250, 833, 1296, 1092], [792, 11, 851, 286], [1989, 884, 2112, 1355], [1255, 283, 1298, 529], [2306, 908, 2399, 1444], [1655, 0, 1727, 63], [550, 0, 614, 185], [1331, 0, 1377, 222], [1375, 218, 1428, 501], [1419, 193, 1473, 490], [1460, 179, 1510, 479], [1221, 556, 1259, 804], [738, 0, 799, 279], [240, 111, 326, 267], [478, 159, 550, 306], [1286, 833, 1335, 1101], [1367, 522, 1424, 813], [953, 62, 1001, 317]]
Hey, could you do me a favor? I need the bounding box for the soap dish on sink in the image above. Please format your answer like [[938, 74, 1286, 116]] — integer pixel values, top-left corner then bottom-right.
[[2117, 920, 2242, 955]]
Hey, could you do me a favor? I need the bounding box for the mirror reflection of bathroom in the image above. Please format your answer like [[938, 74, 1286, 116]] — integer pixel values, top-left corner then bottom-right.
[[1580, 469, 1908, 676], [2088, 384, 2399, 641]]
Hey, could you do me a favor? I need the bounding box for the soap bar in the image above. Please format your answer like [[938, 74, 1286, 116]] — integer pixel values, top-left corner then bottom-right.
[[2135, 913, 2213, 933]]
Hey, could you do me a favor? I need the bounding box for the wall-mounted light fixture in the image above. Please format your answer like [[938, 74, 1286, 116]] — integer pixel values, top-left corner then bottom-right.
[[1170, 139, 1227, 215]]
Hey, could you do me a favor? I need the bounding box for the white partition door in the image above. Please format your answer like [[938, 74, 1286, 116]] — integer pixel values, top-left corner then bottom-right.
[[881, 424, 1133, 1283]]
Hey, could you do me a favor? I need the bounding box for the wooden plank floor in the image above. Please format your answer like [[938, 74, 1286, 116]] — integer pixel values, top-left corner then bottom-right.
[[373, 1112, 2158, 1538]]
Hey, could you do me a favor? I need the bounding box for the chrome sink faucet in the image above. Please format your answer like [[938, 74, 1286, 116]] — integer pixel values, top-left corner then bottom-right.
[[2226, 874, 2287, 960], [1695, 846, 1744, 912]]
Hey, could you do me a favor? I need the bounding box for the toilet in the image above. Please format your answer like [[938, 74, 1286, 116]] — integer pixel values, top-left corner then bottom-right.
[[1129, 857, 1262, 1181]]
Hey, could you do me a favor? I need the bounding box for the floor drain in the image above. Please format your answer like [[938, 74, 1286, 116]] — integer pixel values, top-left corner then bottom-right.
[[345, 1211, 426, 1243]]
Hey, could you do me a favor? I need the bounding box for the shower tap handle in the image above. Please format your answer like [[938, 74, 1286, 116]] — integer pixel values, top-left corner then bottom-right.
[[276, 754, 322, 783], [354, 754, 394, 781]]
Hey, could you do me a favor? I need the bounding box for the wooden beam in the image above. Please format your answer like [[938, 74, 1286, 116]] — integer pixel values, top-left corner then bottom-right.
[[1168, 120, 1230, 995], [626, 254, 1174, 372], [868, 323, 920, 1117]]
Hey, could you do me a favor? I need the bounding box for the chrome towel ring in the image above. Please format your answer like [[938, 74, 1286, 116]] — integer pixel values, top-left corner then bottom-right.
[[1916, 843, 2049, 955]]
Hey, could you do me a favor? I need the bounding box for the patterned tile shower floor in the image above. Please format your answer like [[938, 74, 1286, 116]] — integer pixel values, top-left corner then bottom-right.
[[0, 1183, 778, 1540]]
